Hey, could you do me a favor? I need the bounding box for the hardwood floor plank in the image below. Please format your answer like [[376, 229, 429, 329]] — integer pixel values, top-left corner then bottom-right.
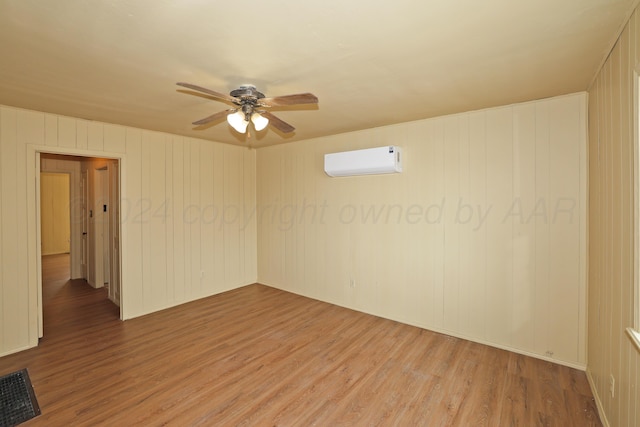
[[450, 344, 510, 426], [0, 254, 602, 426]]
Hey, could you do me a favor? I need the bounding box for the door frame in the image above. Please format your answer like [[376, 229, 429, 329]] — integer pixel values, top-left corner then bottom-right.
[[28, 145, 125, 341]]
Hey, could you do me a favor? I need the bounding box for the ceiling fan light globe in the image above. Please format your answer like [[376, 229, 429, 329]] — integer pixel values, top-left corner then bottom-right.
[[227, 111, 249, 133], [251, 113, 269, 131]]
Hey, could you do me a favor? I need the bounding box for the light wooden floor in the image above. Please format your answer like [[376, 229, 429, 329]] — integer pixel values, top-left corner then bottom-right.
[[0, 254, 601, 426]]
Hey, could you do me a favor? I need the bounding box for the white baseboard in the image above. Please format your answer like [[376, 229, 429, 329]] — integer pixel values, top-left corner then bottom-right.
[[258, 281, 587, 370]]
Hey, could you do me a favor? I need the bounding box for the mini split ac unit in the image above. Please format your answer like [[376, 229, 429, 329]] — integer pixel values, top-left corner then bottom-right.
[[324, 146, 402, 177]]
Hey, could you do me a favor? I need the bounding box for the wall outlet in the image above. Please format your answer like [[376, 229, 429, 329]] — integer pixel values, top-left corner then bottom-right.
[[609, 374, 615, 398], [349, 278, 355, 288]]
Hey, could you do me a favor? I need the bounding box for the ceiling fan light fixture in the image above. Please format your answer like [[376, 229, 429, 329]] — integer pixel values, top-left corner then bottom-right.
[[227, 110, 249, 133], [251, 112, 269, 131]]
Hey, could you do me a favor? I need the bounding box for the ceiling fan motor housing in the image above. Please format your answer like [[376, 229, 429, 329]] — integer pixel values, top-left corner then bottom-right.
[[230, 85, 265, 99]]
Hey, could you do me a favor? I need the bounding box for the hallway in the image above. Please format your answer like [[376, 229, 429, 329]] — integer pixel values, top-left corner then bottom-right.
[[40, 254, 119, 340]]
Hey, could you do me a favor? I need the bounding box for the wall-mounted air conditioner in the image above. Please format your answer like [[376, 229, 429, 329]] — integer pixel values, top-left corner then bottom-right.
[[324, 146, 402, 177]]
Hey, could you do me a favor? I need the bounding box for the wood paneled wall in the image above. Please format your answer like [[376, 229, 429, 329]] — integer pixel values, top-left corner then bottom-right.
[[0, 105, 257, 357], [257, 93, 587, 368], [587, 5, 640, 427]]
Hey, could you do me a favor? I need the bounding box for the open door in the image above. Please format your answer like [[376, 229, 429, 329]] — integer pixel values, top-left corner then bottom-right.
[[89, 162, 120, 306], [109, 161, 121, 305], [81, 170, 88, 279], [98, 167, 110, 288]]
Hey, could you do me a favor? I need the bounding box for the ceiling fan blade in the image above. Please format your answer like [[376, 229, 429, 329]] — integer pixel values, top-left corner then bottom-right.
[[177, 82, 239, 104], [259, 93, 318, 107], [192, 109, 234, 126], [261, 111, 295, 133]]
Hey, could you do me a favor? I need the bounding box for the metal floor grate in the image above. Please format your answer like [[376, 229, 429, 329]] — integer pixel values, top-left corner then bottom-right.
[[0, 369, 40, 427]]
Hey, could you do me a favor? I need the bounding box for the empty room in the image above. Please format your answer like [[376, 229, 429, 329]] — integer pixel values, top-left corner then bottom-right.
[[0, 0, 639, 426]]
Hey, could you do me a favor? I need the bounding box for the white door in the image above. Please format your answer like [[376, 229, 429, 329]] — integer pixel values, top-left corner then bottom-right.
[[110, 161, 121, 305], [81, 170, 88, 279], [92, 168, 106, 289], [100, 168, 110, 287]]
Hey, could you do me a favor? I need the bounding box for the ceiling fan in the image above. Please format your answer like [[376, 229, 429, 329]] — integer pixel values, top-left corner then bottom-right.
[[177, 82, 318, 134]]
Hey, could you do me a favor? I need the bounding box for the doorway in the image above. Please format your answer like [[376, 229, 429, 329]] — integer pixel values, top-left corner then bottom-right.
[[38, 153, 122, 337]]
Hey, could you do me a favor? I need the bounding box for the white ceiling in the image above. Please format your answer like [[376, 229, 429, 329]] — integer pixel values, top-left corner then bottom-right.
[[0, 0, 636, 147]]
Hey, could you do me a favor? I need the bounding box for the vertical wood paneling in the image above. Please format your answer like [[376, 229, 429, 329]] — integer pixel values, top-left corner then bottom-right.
[[457, 115, 472, 336], [281, 149, 296, 294], [212, 143, 224, 286], [58, 116, 76, 148], [17, 110, 44, 145], [87, 122, 104, 152], [621, 20, 635, 427], [226, 145, 241, 287], [164, 137, 175, 304], [244, 149, 256, 284], [431, 119, 445, 329], [200, 141, 214, 293], [511, 103, 536, 354], [610, 50, 623, 423], [618, 25, 633, 427], [628, 17, 639, 425], [443, 116, 460, 331], [103, 125, 126, 154], [189, 140, 201, 297], [171, 136, 185, 304], [148, 133, 167, 310], [182, 139, 193, 298], [15, 117, 30, 344], [123, 128, 143, 316], [0, 109, 4, 351], [44, 115, 57, 147], [578, 95, 589, 372], [588, 71, 602, 399], [19, 111, 41, 338], [467, 111, 488, 339], [0, 106, 257, 356], [484, 108, 513, 347], [402, 122, 425, 323], [549, 98, 583, 363], [293, 144, 306, 297], [76, 120, 88, 150], [257, 93, 587, 368], [587, 4, 640, 426], [533, 101, 551, 357], [230, 146, 244, 285], [1, 108, 22, 351]]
